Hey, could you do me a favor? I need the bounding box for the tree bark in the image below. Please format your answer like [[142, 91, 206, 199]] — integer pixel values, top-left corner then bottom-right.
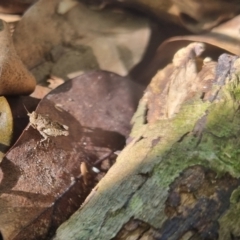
[[53, 43, 240, 240]]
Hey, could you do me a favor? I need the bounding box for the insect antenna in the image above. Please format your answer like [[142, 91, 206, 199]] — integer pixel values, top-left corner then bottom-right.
[[22, 104, 31, 115]]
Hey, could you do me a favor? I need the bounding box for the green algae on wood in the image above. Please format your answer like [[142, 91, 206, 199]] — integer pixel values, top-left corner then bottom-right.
[[54, 54, 240, 240]]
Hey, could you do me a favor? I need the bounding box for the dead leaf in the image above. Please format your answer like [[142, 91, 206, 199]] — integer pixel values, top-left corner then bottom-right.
[[29, 76, 64, 99], [86, 0, 240, 33], [13, 0, 152, 79], [0, 0, 36, 14], [0, 71, 143, 239], [0, 20, 36, 95], [57, 0, 78, 14], [0, 13, 21, 23], [47, 76, 64, 89], [138, 42, 216, 123], [0, 96, 13, 162], [80, 162, 89, 185], [157, 14, 240, 61], [7, 96, 40, 143], [30, 85, 51, 99], [172, 0, 240, 33], [83, 0, 179, 25], [140, 14, 240, 86]]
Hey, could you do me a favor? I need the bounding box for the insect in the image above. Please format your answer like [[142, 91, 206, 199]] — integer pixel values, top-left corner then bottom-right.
[[24, 106, 69, 143]]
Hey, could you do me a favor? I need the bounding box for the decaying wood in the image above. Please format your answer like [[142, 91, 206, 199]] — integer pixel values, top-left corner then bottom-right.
[[52, 43, 240, 240]]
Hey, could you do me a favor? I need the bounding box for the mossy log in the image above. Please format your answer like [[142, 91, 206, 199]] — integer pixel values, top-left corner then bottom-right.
[[53, 43, 240, 240]]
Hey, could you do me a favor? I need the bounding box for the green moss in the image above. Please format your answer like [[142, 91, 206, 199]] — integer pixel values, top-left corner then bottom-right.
[[128, 193, 144, 211], [130, 96, 148, 137], [227, 74, 240, 101], [230, 187, 240, 204], [129, 75, 240, 227], [160, 79, 240, 177], [218, 187, 240, 240]]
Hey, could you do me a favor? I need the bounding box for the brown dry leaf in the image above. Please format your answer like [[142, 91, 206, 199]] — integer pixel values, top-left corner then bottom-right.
[[160, 14, 240, 59], [7, 96, 40, 143], [30, 76, 64, 99], [142, 42, 215, 123], [0, 96, 13, 162], [171, 0, 240, 33], [137, 14, 240, 85], [0, 19, 36, 95], [0, 71, 142, 239], [47, 76, 64, 89], [0, 0, 36, 14], [96, 0, 179, 24], [30, 85, 51, 99], [13, 0, 152, 81], [0, 13, 21, 23], [86, 0, 240, 33]]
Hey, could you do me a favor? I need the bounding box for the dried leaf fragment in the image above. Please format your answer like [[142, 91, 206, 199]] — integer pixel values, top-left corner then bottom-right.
[[47, 76, 64, 89], [0, 20, 36, 95], [13, 0, 151, 77], [172, 0, 240, 32], [0, 96, 13, 161], [57, 0, 78, 14], [142, 42, 217, 123]]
